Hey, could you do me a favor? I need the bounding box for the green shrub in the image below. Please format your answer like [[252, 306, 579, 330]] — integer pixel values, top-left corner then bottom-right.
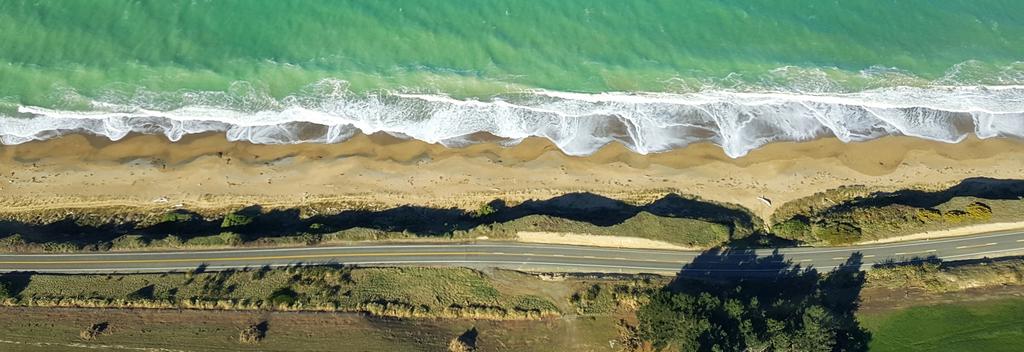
[[151, 235, 183, 248], [867, 262, 950, 291], [916, 209, 943, 223], [221, 213, 254, 228], [942, 203, 991, 223], [160, 212, 193, 223], [41, 242, 78, 252], [812, 223, 861, 245], [471, 203, 496, 218], [773, 217, 812, 241], [964, 202, 993, 220], [268, 287, 298, 306], [184, 232, 242, 247], [110, 235, 147, 250], [0, 234, 27, 251], [942, 210, 970, 223], [239, 323, 266, 344]]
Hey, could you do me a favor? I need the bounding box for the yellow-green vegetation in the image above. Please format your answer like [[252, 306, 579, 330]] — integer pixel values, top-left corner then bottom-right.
[[771, 178, 1024, 245], [569, 280, 663, 315], [0, 234, 78, 252], [470, 203, 497, 218], [457, 212, 734, 247], [859, 298, 1024, 352], [867, 257, 1024, 293], [770, 185, 877, 224], [221, 212, 255, 228], [3, 267, 559, 319], [191, 232, 245, 246], [773, 199, 1004, 245], [160, 212, 194, 223], [109, 235, 147, 250]]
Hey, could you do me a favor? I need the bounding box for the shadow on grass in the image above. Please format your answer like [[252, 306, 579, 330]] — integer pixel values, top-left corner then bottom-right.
[[0, 192, 765, 249], [0, 271, 31, 296]]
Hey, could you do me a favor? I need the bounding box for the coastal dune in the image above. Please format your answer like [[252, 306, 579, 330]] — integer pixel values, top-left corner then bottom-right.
[[2, 133, 1023, 222]]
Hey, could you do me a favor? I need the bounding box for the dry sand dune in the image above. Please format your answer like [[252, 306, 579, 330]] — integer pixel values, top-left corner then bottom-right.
[[1, 133, 1023, 222]]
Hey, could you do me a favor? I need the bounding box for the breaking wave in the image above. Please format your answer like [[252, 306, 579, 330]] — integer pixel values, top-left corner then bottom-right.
[[2, 81, 1023, 158]]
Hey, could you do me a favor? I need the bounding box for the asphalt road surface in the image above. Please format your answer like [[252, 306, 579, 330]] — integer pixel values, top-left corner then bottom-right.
[[2, 230, 1023, 275]]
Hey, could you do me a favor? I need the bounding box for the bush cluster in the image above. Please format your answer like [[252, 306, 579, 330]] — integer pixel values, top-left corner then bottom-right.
[[773, 198, 1000, 245], [1, 266, 560, 320]]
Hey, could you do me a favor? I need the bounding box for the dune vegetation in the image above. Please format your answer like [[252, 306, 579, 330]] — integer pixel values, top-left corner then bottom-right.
[[1, 178, 1023, 252]]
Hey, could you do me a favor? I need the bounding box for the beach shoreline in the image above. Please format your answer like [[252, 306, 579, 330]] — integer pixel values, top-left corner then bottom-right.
[[2, 132, 1024, 224]]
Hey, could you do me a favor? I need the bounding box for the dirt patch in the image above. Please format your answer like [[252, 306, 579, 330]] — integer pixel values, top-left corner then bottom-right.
[[516, 231, 695, 250]]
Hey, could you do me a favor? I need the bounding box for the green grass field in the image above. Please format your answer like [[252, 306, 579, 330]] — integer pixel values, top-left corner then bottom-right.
[[860, 298, 1024, 352]]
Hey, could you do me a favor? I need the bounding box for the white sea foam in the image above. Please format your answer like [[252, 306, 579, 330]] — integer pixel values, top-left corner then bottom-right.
[[2, 83, 1023, 158]]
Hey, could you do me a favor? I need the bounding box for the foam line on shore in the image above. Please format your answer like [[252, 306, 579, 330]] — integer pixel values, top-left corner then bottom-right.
[[3, 84, 1023, 158]]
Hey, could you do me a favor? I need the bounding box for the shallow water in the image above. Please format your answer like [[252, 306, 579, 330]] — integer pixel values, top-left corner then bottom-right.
[[1, 0, 1022, 156]]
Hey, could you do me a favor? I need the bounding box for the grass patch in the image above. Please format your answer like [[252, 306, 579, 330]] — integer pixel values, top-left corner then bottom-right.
[[772, 182, 1024, 245], [568, 280, 661, 315], [182, 232, 243, 247], [859, 298, 1024, 352], [459, 212, 733, 247], [867, 257, 1024, 293], [3, 267, 559, 319], [221, 213, 254, 228]]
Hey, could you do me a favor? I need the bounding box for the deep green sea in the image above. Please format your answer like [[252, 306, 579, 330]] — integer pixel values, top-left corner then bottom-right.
[[1, 0, 1022, 156]]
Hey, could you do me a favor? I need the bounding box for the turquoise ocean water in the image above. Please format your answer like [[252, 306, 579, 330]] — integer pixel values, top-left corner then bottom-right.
[[1, 0, 1022, 156]]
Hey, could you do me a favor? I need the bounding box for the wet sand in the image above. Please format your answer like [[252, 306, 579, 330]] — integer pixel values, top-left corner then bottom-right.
[[1, 133, 1023, 221]]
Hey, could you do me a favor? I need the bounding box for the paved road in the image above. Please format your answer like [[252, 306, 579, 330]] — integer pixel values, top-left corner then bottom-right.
[[1, 230, 1023, 274]]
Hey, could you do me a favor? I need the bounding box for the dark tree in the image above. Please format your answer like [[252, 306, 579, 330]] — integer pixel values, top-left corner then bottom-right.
[[636, 249, 869, 351]]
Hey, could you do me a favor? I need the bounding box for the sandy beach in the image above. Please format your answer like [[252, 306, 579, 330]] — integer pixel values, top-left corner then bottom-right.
[[1, 133, 1023, 223]]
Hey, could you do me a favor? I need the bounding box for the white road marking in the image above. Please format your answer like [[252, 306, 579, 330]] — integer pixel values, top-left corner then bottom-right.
[[955, 242, 998, 250], [894, 250, 936, 256]]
